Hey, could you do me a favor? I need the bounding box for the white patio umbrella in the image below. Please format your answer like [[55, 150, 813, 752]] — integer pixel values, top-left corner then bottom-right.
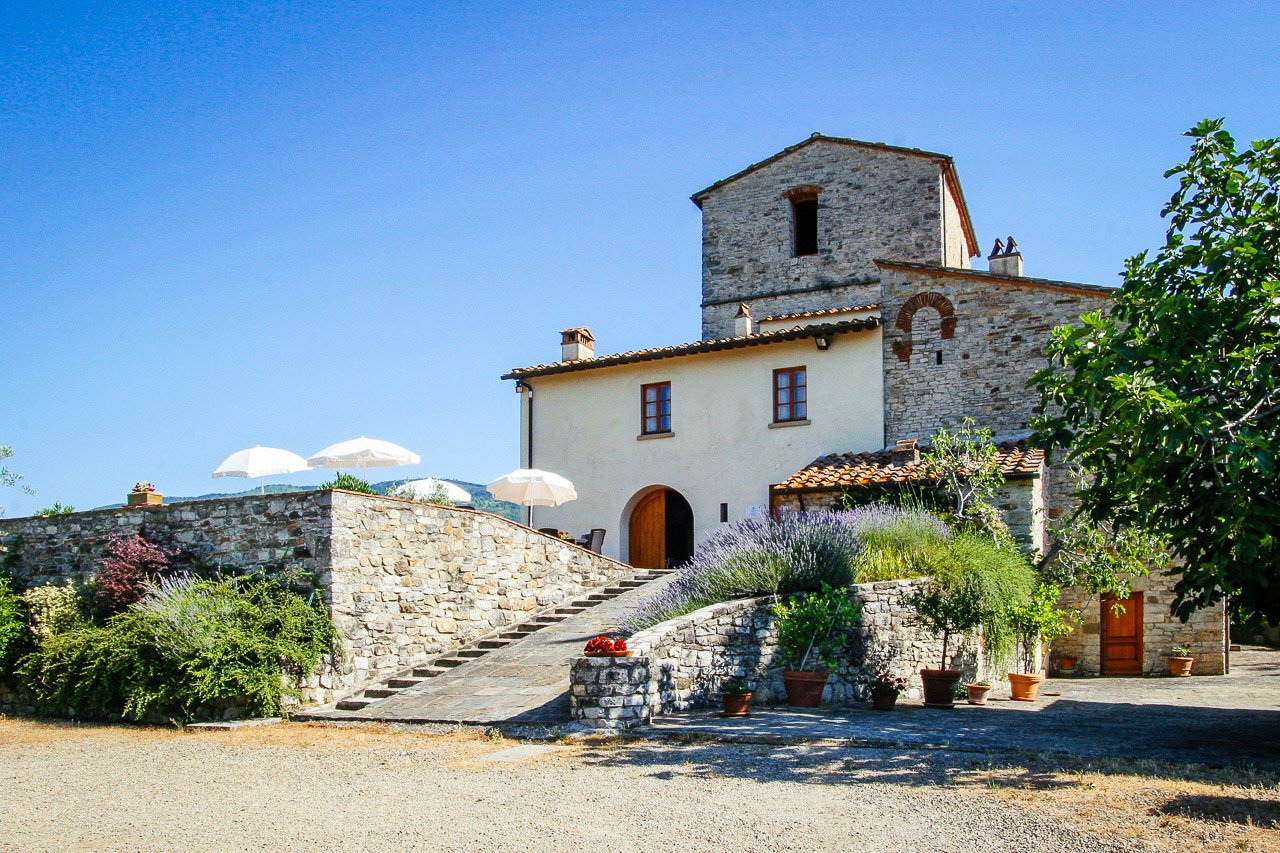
[[399, 478, 472, 504], [306, 437, 421, 472], [486, 468, 577, 525], [213, 446, 310, 495]]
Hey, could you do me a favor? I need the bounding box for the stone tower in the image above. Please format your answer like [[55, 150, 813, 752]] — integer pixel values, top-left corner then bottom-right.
[[691, 134, 978, 340]]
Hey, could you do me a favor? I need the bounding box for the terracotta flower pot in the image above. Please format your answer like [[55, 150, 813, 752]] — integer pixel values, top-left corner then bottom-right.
[[1168, 656, 1194, 677], [870, 689, 898, 711], [721, 693, 752, 717], [782, 670, 828, 707], [1008, 672, 1045, 701], [1056, 657, 1077, 677], [919, 669, 963, 709], [966, 683, 992, 705]]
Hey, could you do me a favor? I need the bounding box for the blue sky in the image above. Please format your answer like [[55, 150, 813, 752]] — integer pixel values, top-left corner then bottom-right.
[[1, 1, 1276, 515]]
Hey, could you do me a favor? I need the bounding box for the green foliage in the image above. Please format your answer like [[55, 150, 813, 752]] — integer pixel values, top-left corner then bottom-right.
[[320, 472, 377, 494], [850, 506, 950, 583], [771, 583, 862, 672], [905, 533, 1036, 670], [0, 445, 35, 516], [1006, 583, 1074, 674], [920, 419, 1012, 542], [22, 582, 85, 639], [388, 481, 454, 506], [1171, 644, 1192, 658], [1033, 119, 1280, 620], [0, 575, 26, 676], [17, 574, 338, 722], [34, 503, 75, 516]]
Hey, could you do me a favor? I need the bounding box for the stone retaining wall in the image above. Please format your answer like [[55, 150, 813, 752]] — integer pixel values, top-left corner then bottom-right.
[[570, 578, 983, 730], [0, 491, 632, 705]]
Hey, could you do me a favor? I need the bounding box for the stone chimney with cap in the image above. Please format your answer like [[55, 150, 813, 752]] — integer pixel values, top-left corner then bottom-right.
[[734, 303, 754, 337], [560, 327, 595, 362], [988, 236, 1023, 277], [890, 438, 920, 467]]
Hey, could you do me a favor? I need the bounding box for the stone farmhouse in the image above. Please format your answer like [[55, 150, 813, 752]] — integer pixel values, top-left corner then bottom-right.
[[503, 133, 1228, 676]]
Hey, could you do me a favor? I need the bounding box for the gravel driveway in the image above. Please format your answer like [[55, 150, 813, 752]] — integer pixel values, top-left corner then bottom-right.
[[0, 720, 1132, 852]]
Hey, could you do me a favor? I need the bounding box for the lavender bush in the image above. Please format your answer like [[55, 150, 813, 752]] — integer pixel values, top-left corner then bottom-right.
[[627, 505, 953, 631]]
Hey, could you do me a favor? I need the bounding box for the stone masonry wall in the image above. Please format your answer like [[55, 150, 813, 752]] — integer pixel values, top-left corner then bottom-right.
[[0, 491, 632, 704], [570, 578, 984, 730], [699, 140, 948, 339], [1052, 572, 1227, 676]]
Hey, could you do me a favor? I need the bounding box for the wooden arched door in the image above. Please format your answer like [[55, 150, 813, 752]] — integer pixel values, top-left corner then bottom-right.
[[628, 491, 666, 569]]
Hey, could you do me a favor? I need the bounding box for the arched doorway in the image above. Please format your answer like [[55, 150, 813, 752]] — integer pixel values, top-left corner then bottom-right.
[[627, 488, 694, 570]]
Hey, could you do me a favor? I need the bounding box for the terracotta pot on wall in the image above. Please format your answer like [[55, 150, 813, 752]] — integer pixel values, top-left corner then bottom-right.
[[1168, 656, 1195, 677], [782, 671, 828, 707], [919, 669, 963, 709], [1008, 672, 1045, 701]]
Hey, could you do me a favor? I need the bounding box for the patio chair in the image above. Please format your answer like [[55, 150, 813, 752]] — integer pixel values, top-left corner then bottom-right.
[[582, 528, 606, 554]]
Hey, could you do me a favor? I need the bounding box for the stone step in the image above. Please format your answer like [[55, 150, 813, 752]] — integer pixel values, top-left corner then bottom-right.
[[554, 606, 587, 615], [499, 630, 535, 640], [478, 639, 510, 649], [336, 699, 371, 711], [456, 648, 487, 658], [533, 616, 564, 625], [387, 677, 422, 689], [435, 657, 466, 668], [364, 687, 399, 699], [412, 666, 447, 678], [586, 594, 610, 601], [602, 587, 629, 595]]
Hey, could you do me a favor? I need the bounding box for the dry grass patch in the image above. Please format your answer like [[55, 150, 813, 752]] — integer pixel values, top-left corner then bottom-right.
[[951, 753, 1280, 851]]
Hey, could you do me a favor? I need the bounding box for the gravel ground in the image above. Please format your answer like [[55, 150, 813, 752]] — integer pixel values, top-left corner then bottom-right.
[[0, 720, 1139, 852]]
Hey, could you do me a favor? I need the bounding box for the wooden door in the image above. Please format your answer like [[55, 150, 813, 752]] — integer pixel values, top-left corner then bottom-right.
[[628, 491, 666, 569], [1101, 592, 1144, 675]]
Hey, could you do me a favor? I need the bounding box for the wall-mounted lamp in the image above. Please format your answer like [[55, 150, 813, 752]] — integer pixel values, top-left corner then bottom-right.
[[815, 336, 830, 351]]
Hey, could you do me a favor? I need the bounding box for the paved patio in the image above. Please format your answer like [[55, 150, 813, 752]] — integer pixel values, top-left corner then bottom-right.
[[646, 647, 1280, 768]]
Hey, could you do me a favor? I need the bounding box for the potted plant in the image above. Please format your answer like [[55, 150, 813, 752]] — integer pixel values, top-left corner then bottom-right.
[[583, 635, 634, 657], [1054, 654, 1078, 677], [905, 577, 989, 709], [127, 482, 162, 506], [1168, 644, 1194, 677], [720, 677, 753, 717], [772, 583, 862, 707], [863, 671, 907, 711], [965, 680, 993, 705], [1006, 583, 1073, 702]]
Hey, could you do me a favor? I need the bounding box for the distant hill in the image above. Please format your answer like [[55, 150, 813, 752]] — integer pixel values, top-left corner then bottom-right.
[[92, 478, 522, 522]]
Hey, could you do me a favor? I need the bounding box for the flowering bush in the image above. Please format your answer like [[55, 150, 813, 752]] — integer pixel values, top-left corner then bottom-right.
[[583, 635, 627, 654], [92, 534, 175, 615], [22, 581, 84, 639], [862, 671, 907, 695], [132, 482, 156, 494]]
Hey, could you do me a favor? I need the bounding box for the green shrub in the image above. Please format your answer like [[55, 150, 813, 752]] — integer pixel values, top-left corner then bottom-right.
[[1006, 582, 1074, 674], [772, 583, 862, 672], [320, 472, 376, 494], [18, 573, 338, 722], [0, 575, 26, 677], [22, 581, 85, 639]]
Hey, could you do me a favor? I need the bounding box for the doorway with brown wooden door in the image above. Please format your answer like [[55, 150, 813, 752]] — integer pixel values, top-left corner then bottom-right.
[[1100, 592, 1144, 675], [626, 487, 694, 570]]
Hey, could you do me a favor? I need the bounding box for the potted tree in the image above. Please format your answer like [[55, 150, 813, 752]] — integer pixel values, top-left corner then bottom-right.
[[772, 583, 861, 707], [1007, 583, 1073, 701], [906, 578, 987, 709], [720, 677, 753, 717], [1168, 645, 1194, 677]]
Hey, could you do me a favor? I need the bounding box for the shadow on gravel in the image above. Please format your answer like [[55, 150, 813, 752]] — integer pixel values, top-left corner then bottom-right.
[[1159, 793, 1280, 828]]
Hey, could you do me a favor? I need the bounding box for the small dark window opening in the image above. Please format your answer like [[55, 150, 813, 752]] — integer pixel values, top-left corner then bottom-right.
[[792, 199, 818, 256], [935, 350, 943, 365], [719, 503, 729, 523]]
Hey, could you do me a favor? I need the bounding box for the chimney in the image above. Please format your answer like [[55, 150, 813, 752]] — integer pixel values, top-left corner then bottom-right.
[[890, 438, 920, 467], [988, 235, 1023, 277], [734, 303, 754, 336], [560, 327, 595, 362]]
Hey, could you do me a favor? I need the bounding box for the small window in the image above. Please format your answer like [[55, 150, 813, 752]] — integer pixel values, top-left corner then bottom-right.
[[641, 382, 672, 434], [792, 199, 818, 256], [773, 366, 807, 423]]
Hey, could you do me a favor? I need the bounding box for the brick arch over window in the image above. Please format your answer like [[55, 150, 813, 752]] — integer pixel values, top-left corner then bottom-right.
[[891, 292, 956, 362]]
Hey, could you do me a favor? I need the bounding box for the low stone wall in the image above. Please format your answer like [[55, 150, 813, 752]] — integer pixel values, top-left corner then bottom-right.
[[0, 490, 632, 705], [570, 578, 983, 730], [1053, 572, 1227, 676]]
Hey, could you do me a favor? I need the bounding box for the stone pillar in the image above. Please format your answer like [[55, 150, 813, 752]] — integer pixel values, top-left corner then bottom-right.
[[569, 656, 654, 729]]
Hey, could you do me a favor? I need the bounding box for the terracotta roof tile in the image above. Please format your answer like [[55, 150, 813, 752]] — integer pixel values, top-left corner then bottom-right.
[[502, 317, 879, 380], [773, 440, 1045, 493], [759, 304, 879, 323]]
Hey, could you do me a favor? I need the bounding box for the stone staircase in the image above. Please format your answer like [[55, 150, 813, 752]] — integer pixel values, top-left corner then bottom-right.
[[331, 567, 669, 712]]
